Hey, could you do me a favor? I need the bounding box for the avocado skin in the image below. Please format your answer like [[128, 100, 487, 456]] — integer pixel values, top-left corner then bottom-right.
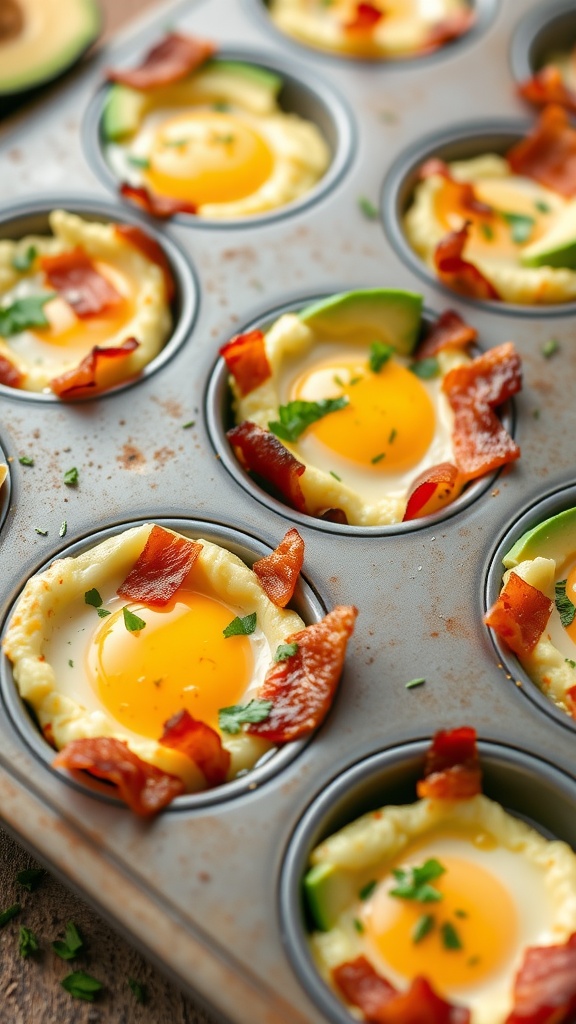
[[503, 507, 576, 569], [299, 289, 423, 356]]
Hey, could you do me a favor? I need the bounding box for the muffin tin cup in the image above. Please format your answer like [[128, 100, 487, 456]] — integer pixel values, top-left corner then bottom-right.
[[82, 47, 356, 230], [0, 194, 200, 403], [382, 119, 576, 319], [0, 516, 326, 810], [485, 483, 576, 736], [279, 739, 576, 1024], [206, 292, 517, 536], [510, 0, 576, 85]]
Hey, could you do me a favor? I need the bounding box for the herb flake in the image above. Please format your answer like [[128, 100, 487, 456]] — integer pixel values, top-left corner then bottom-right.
[[0, 294, 55, 338], [409, 357, 440, 380], [555, 579, 576, 627], [127, 154, 150, 169], [12, 245, 37, 273], [19, 926, 39, 958], [16, 868, 46, 892], [534, 200, 551, 213], [61, 970, 103, 1002], [329, 470, 342, 481], [369, 340, 394, 373], [441, 921, 462, 950], [501, 211, 535, 244], [18, 455, 34, 466], [413, 913, 435, 943], [542, 337, 560, 359], [390, 859, 446, 902], [128, 978, 147, 1004], [480, 223, 494, 241], [223, 612, 257, 638], [218, 698, 273, 734], [405, 677, 425, 690], [59, 520, 67, 538], [353, 918, 365, 934], [53, 921, 84, 960], [358, 196, 379, 220], [0, 904, 21, 928], [63, 467, 79, 486], [274, 642, 299, 662], [84, 588, 103, 609], [371, 453, 385, 464], [359, 880, 377, 901], [269, 397, 348, 443], [123, 607, 146, 633], [35, 528, 48, 536]]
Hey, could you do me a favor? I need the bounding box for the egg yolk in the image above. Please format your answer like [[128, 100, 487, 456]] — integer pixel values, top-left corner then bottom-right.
[[87, 592, 253, 739], [362, 836, 518, 995], [291, 356, 435, 470], [144, 112, 274, 206]]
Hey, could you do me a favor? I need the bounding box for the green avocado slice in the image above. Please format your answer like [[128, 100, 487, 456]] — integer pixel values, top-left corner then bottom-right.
[[503, 507, 576, 569], [521, 199, 576, 270], [102, 84, 148, 142], [203, 60, 282, 97], [303, 862, 356, 932], [299, 289, 423, 355]]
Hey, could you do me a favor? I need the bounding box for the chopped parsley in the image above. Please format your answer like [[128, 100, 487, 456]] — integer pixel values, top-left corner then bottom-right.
[[52, 921, 84, 960], [123, 607, 146, 632], [480, 223, 494, 241], [390, 859, 446, 902], [63, 466, 79, 486], [358, 196, 379, 220], [501, 211, 535, 244], [182, 420, 195, 429], [0, 294, 55, 338], [18, 455, 34, 466], [128, 978, 147, 1004], [274, 642, 299, 662], [409, 357, 440, 380], [412, 913, 435, 943], [68, 659, 74, 668], [566, 658, 576, 669], [359, 880, 377, 901], [0, 904, 21, 928], [60, 970, 103, 1002], [405, 677, 425, 690], [455, 909, 468, 918], [19, 926, 39, 958], [84, 588, 103, 609], [371, 453, 385, 464], [218, 698, 273, 734], [555, 579, 576, 627], [534, 199, 551, 214], [127, 154, 150, 169], [389, 428, 397, 444], [542, 337, 560, 358], [330, 470, 342, 481], [97, 608, 111, 618], [16, 868, 46, 892], [353, 918, 365, 934], [349, 376, 362, 386], [12, 245, 37, 273], [441, 921, 462, 950], [269, 397, 348, 443], [35, 528, 48, 536], [59, 520, 67, 538], [369, 340, 394, 373], [223, 612, 257, 638]]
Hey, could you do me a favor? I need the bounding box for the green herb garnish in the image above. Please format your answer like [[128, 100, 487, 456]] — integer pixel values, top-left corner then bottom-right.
[[369, 340, 394, 373], [389, 428, 397, 444], [555, 580, 576, 627], [330, 470, 342, 481], [123, 607, 146, 633], [454, 909, 468, 918], [218, 698, 273, 734], [127, 155, 150, 169], [358, 196, 379, 220], [349, 376, 362, 386], [84, 588, 103, 608], [371, 453, 385, 464], [16, 868, 46, 892], [223, 612, 257, 638], [274, 642, 299, 662], [35, 528, 48, 536], [19, 926, 39, 958], [0, 904, 21, 928], [390, 859, 446, 902], [0, 294, 55, 338], [63, 467, 79, 486], [405, 677, 425, 689], [501, 211, 535, 244], [52, 921, 84, 960], [359, 880, 377, 901], [480, 223, 494, 241], [409, 357, 440, 380], [60, 520, 67, 538], [412, 913, 435, 943], [566, 658, 576, 669], [542, 337, 560, 358], [68, 659, 74, 668], [97, 608, 111, 618], [18, 455, 34, 466], [12, 245, 37, 273], [128, 978, 147, 1004], [534, 200, 551, 213], [61, 970, 103, 1002], [441, 921, 462, 950], [269, 397, 348, 443], [353, 918, 365, 934], [182, 420, 195, 429]]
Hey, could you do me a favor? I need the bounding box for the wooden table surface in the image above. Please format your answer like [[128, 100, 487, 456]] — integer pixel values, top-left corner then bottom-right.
[[1, 1, 221, 1020]]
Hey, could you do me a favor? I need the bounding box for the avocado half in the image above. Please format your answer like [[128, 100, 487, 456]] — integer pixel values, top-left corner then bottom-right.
[[299, 289, 423, 355], [503, 507, 576, 569], [0, 0, 101, 97]]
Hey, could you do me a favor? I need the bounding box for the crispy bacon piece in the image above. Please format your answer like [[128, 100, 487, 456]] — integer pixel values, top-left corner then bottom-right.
[[402, 462, 462, 522], [505, 933, 576, 1024], [318, 507, 349, 525], [484, 571, 553, 659], [118, 525, 202, 607], [421, 10, 475, 54], [53, 737, 185, 816], [442, 341, 521, 481], [433, 224, 501, 301], [252, 528, 304, 608], [0, 353, 24, 389], [420, 160, 494, 219], [566, 685, 576, 720], [119, 183, 198, 220], [106, 31, 215, 89], [40, 247, 122, 318], [417, 726, 482, 800], [343, 3, 383, 34], [333, 956, 396, 1020], [507, 104, 576, 198], [115, 224, 175, 303], [247, 605, 358, 743], [160, 709, 230, 787], [227, 420, 307, 514], [220, 330, 272, 397], [49, 337, 140, 398], [333, 958, 470, 1024], [518, 65, 576, 117], [416, 309, 477, 361]]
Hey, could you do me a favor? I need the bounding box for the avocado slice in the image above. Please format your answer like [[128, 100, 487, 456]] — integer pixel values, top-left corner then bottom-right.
[[102, 84, 148, 142], [203, 60, 281, 97], [503, 507, 576, 569], [521, 199, 576, 270], [0, 0, 101, 96], [299, 290, 423, 356], [303, 862, 356, 932]]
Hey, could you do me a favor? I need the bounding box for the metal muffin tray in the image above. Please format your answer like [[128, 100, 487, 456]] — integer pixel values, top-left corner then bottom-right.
[[1, 1, 576, 1022]]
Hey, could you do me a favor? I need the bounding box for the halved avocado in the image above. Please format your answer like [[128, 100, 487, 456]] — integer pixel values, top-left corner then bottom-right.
[[299, 290, 423, 355], [303, 862, 356, 932], [0, 0, 101, 97], [521, 199, 576, 270], [503, 508, 576, 569]]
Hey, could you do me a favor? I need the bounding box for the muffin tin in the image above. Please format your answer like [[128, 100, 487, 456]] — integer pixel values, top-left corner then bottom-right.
[[1, 0, 576, 1022]]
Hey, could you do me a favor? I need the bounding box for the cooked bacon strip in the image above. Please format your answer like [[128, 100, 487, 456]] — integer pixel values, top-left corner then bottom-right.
[[53, 737, 185, 816], [507, 104, 576, 198], [484, 571, 553, 659], [247, 605, 358, 743], [373, 976, 471, 1023], [421, 10, 475, 54], [318, 507, 349, 525], [333, 956, 396, 1020], [442, 341, 521, 481], [252, 528, 304, 608], [227, 420, 307, 514], [220, 330, 272, 397], [40, 247, 122, 318], [433, 224, 501, 301], [417, 726, 482, 800], [0, 353, 24, 389], [420, 160, 493, 219], [518, 65, 576, 117], [119, 183, 198, 220], [402, 463, 462, 522], [566, 685, 576, 720], [106, 32, 215, 89], [160, 709, 230, 787], [416, 310, 477, 361], [118, 525, 202, 607], [115, 224, 175, 303], [49, 338, 140, 398], [505, 934, 576, 1024], [343, 3, 383, 34]]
